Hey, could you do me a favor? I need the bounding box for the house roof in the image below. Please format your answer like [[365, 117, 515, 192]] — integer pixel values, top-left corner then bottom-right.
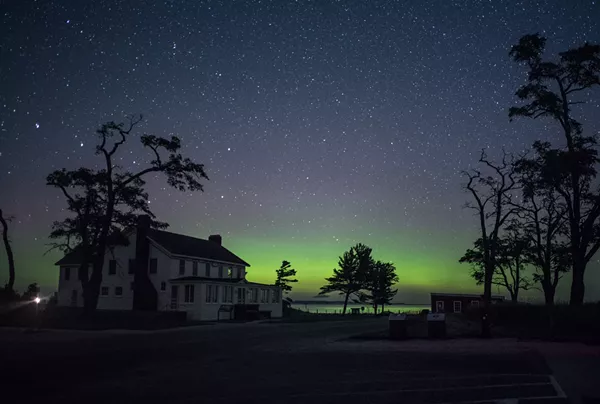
[[55, 247, 86, 266], [169, 276, 275, 287], [147, 229, 249, 266], [55, 229, 250, 267]]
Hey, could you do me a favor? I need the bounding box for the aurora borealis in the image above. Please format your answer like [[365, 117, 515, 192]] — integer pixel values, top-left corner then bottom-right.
[[1, 1, 600, 302]]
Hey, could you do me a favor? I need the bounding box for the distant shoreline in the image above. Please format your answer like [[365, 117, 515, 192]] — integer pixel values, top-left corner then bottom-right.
[[292, 301, 430, 306]]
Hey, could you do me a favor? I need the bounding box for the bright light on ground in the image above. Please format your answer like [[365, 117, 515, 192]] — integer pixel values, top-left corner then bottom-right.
[[34, 297, 41, 304]]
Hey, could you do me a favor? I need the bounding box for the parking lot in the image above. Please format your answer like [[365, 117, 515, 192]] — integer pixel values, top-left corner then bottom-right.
[[1, 319, 574, 404]]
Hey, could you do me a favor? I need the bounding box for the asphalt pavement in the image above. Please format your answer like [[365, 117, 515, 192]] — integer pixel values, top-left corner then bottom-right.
[[1, 319, 575, 404]]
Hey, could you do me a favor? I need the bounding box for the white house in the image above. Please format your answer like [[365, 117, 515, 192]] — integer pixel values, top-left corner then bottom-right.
[[55, 216, 282, 321]]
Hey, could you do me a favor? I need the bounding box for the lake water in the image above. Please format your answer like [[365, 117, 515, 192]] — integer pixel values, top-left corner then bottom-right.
[[291, 303, 430, 314]]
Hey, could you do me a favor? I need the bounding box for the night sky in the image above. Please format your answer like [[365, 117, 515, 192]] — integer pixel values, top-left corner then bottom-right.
[[2, 0, 600, 302]]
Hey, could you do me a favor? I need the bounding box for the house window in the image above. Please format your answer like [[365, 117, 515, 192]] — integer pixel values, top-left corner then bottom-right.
[[250, 288, 258, 303], [453, 301, 462, 313], [100, 286, 109, 296], [192, 261, 198, 276], [205, 263, 211, 277], [160, 281, 166, 291], [218, 266, 223, 278], [149, 258, 157, 274], [128, 259, 135, 274], [130, 282, 135, 291], [213, 285, 219, 303], [108, 260, 117, 275], [206, 285, 213, 303], [237, 288, 245, 303], [115, 286, 123, 296], [179, 260, 185, 276], [272, 289, 279, 303], [471, 300, 480, 308], [227, 267, 232, 278], [184, 285, 195, 303], [260, 289, 268, 303], [436, 301, 444, 313], [223, 286, 233, 303], [64, 267, 71, 280]]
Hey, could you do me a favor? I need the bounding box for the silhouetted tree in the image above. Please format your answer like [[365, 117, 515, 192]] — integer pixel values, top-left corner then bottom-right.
[[460, 224, 531, 302], [22, 283, 39, 300], [509, 34, 600, 305], [319, 243, 372, 315], [462, 150, 517, 337], [274, 260, 297, 295], [361, 261, 398, 314], [514, 157, 570, 306], [47, 116, 208, 313], [0, 209, 15, 292]]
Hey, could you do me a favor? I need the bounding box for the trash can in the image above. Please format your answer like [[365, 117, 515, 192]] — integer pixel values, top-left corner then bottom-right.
[[389, 313, 407, 339], [427, 313, 446, 338]]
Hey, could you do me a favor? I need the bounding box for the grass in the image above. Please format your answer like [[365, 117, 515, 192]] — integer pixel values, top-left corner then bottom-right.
[[464, 302, 600, 343]]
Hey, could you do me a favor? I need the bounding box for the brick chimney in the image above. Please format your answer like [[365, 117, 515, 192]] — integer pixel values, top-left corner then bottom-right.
[[208, 234, 222, 246]]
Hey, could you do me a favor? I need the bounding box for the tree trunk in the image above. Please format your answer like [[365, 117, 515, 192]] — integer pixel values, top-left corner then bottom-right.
[[381, 302, 385, 313], [0, 209, 15, 292], [83, 258, 104, 314], [373, 303, 378, 315], [481, 262, 493, 338], [342, 292, 350, 315], [543, 286, 555, 307], [570, 259, 585, 305]]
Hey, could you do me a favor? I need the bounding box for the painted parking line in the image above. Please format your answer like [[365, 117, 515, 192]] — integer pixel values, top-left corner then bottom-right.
[[211, 373, 568, 404]]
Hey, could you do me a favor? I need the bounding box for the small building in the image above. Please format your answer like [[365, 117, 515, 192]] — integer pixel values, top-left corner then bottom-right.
[[430, 293, 505, 314], [54, 216, 282, 321]]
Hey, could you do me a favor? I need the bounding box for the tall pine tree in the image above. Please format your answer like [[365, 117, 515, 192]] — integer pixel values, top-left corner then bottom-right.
[[274, 260, 297, 294]]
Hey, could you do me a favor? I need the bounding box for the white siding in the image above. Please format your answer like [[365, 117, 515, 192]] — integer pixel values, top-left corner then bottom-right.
[[148, 243, 174, 310], [57, 265, 85, 307], [96, 232, 137, 310], [172, 283, 282, 321], [55, 231, 270, 320]]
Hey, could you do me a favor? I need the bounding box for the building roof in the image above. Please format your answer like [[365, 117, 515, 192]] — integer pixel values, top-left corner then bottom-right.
[[55, 247, 86, 266], [147, 229, 249, 266], [430, 292, 505, 299], [169, 276, 275, 287], [55, 229, 250, 267]]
